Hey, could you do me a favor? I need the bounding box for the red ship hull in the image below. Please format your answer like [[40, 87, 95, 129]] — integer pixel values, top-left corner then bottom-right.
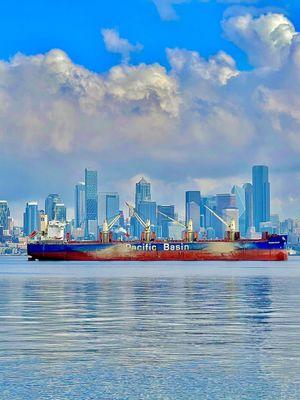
[[27, 238, 288, 262]]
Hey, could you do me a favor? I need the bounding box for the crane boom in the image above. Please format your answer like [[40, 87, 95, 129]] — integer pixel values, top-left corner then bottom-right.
[[157, 210, 186, 229], [125, 202, 148, 229], [204, 205, 229, 228], [107, 213, 121, 230]]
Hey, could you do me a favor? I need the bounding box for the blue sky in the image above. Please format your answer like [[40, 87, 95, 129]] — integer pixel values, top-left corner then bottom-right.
[[2, 0, 300, 222], [1, 0, 299, 72]]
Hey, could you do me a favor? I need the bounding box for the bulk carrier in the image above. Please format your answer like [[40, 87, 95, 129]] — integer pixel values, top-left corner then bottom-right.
[[27, 203, 288, 262]]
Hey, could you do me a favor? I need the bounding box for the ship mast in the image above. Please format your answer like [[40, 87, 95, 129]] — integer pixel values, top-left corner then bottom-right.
[[101, 213, 121, 243]]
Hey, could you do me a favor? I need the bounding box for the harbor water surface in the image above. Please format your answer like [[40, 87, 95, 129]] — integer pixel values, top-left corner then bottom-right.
[[1, 256, 300, 399]]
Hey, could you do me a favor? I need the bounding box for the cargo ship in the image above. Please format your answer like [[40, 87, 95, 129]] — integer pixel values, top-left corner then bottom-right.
[[27, 204, 288, 262]]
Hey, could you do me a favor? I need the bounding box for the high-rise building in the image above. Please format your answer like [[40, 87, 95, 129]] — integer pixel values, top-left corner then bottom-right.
[[252, 165, 270, 232], [132, 177, 151, 238], [136, 201, 157, 238], [201, 196, 216, 230], [55, 203, 67, 222], [243, 183, 254, 236], [0, 201, 10, 230], [135, 178, 151, 207], [85, 168, 98, 238], [157, 205, 175, 239], [185, 191, 201, 232], [75, 182, 85, 228], [231, 185, 246, 236], [99, 192, 120, 225], [45, 194, 61, 221], [23, 202, 39, 236]]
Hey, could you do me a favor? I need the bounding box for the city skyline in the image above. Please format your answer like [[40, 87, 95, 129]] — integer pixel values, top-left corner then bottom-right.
[[0, 164, 296, 226], [0, 164, 286, 233]]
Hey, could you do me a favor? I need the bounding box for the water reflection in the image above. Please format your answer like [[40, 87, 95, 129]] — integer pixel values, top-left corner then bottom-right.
[[1, 260, 300, 399]]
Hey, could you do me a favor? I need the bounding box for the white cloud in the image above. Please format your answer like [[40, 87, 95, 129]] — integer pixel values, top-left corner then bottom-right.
[[222, 12, 296, 68], [151, 0, 189, 20], [3, 13, 300, 220], [101, 28, 143, 62], [167, 48, 239, 85]]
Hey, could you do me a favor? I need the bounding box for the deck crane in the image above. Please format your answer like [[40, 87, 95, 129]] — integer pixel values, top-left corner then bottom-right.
[[101, 213, 121, 243], [126, 202, 153, 242], [157, 211, 196, 242], [204, 205, 236, 241]]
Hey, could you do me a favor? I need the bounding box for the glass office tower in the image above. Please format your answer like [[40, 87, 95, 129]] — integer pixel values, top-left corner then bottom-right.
[[252, 165, 270, 232]]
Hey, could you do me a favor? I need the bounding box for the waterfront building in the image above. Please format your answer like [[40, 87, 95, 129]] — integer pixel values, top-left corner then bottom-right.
[[75, 182, 85, 229], [55, 203, 67, 222], [252, 165, 270, 232], [231, 185, 246, 236], [45, 194, 61, 221], [0, 201, 10, 230], [243, 183, 254, 237], [23, 202, 39, 236], [157, 205, 175, 239], [85, 168, 98, 239], [185, 191, 201, 232], [99, 192, 120, 225]]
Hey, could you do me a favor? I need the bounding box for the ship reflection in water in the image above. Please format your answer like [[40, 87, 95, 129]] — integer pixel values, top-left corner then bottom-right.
[[1, 257, 300, 399]]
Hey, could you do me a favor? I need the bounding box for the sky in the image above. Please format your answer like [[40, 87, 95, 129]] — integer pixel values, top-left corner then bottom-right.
[[1, 0, 300, 223]]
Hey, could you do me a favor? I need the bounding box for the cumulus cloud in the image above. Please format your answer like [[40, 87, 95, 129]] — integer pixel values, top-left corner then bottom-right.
[[101, 28, 143, 62], [222, 12, 296, 68], [3, 12, 300, 222], [151, 0, 190, 20]]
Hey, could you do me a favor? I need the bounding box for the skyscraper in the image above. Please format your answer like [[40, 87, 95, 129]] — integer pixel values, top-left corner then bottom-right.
[[157, 205, 175, 238], [201, 196, 216, 230], [85, 168, 98, 238], [185, 191, 201, 232], [231, 185, 246, 236], [99, 192, 120, 224], [252, 165, 270, 231], [75, 182, 85, 228], [45, 194, 61, 221], [0, 201, 10, 230], [23, 202, 39, 236], [55, 203, 67, 222], [136, 200, 157, 238], [243, 183, 254, 236], [135, 178, 151, 207], [132, 177, 151, 238]]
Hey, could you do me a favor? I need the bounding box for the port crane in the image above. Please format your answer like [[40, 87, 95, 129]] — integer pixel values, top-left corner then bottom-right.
[[157, 211, 196, 242], [126, 202, 153, 242], [101, 213, 121, 243], [204, 205, 236, 241]]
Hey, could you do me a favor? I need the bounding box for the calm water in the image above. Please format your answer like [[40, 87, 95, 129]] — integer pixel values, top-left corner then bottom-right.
[[1, 257, 300, 399]]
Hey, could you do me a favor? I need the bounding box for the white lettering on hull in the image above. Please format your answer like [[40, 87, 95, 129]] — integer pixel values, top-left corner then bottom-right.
[[126, 243, 190, 251]]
